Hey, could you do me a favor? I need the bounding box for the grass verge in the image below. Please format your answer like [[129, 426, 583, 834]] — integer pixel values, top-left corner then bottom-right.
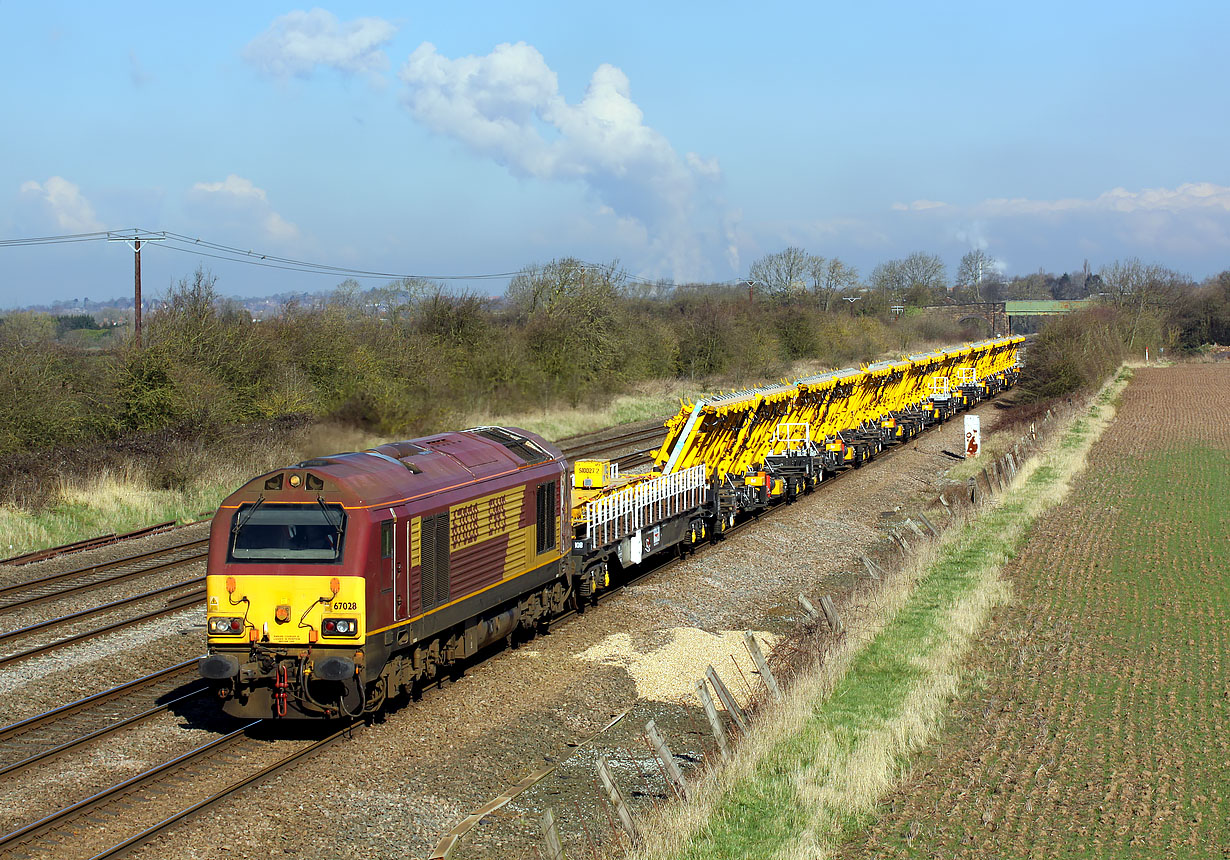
[[0, 430, 306, 558], [633, 367, 1133, 860]]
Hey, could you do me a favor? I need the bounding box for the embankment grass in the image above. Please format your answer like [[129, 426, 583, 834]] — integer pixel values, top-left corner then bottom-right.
[[0, 431, 305, 558], [633, 367, 1132, 860]]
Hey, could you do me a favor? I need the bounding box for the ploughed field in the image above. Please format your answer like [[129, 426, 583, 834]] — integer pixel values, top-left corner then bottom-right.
[[842, 363, 1230, 858]]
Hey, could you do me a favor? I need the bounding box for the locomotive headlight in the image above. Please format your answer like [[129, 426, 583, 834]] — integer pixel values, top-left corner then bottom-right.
[[208, 617, 244, 635], [321, 618, 358, 637]]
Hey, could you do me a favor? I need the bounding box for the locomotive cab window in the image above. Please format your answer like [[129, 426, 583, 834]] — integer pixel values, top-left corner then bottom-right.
[[228, 503, 346, 563], [381, 520, 394, 558], [535, 481, 556, 553]]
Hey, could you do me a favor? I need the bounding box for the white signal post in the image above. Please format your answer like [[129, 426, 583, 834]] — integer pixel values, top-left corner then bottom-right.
[[964, 414, 981, 458]]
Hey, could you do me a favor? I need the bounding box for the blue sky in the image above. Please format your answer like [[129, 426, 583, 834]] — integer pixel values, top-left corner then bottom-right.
[[2, 2, 1228, 307]]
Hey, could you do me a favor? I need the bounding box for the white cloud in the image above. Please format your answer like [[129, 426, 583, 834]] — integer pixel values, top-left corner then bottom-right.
[[244, 9, 397, 79], [887, 181, 1230, 268], [188, 174, 299, 241], [895, 182, 1230, 219], [399, 41, 726, 280], [891, 199, 949, 212], [191, 174, 270, 201], [981, 182, 1230, 216], [19, 176, 102, 232]]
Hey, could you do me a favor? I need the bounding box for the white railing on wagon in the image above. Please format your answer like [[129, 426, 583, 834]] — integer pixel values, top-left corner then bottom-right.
[[585, 464, 707, 548]]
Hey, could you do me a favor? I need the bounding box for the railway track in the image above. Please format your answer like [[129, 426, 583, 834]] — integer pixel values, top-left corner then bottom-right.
[[557, 422, 667, 463], [0, 585, 203, 669], [0, 521, 186, 567], [0, 539, 209, 616], [0, 718, 354, 860], [0, 661, 206, 779], [0, 539, 210, 670]]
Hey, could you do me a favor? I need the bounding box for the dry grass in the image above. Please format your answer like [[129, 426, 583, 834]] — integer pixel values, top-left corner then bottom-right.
[[629, 368, 1131, 860], [0, 432, 305, 558]]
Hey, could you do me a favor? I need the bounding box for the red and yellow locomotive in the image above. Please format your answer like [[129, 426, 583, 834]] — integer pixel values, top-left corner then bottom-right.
[[199, 427, 568, 719]]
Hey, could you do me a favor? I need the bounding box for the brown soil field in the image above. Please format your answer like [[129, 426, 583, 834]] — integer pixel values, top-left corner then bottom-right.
[[840, 363, 1230, 858]]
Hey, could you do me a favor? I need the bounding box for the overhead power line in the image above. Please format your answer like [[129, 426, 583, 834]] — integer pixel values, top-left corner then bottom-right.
[[0, 230, 114, 247], [2, 228, 524, 282], [0, 226, 740, 290]]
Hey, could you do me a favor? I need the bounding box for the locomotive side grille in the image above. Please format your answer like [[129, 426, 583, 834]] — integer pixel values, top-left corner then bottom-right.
[[536, 481, 556, 553], [434, 513, 450, 605], [421, 512, 451, 611]]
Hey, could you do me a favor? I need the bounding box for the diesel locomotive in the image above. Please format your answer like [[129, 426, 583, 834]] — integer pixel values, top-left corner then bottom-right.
[[199, 427, 569, 718]]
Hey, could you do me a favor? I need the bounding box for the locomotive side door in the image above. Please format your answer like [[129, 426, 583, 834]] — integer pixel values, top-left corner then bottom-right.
[[396, 512, 410, 621], [382, 511, 411, 623]]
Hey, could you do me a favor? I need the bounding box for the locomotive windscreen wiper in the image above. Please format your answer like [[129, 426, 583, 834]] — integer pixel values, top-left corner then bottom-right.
[[232, 495, 265, 538], [316, 497, 343, 546]]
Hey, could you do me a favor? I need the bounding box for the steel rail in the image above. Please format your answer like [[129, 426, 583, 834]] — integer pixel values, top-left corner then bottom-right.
[[559, 426, 665, 460], [0, 579, 204, 644], [85, 722, 357, 860], [0, 541, 209, 614], [0, 538, 208, 601], [0, 660, 198, 740], [0, 597, 203, 669], [0, 722, 260, 852], [0, 520, 180, 566], [0, 687, 207, 779]]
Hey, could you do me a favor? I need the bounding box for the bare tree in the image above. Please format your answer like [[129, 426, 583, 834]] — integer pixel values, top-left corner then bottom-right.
[[1100, 258, 1190, 349], [809, 257, 859, 311], [870, 259, 905, 296], [506, 258, 626, 319], [955, 249, 1001, 302], [870, 253, 945, 306], [749, 247, 812, 299], [900, 252, 946, 291]]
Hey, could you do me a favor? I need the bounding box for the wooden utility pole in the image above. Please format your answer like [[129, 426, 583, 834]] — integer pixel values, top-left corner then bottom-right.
[[133, 239, 143, 345], [108, 232, 164, 347]]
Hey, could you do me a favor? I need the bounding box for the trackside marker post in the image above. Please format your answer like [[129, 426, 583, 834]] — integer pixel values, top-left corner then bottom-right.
[[743, 631, 782, 703], [705, 665, 748, 733], [861, 555, 885, 579], [696, 680, 730, 761], [964, 414, 981, 457], [819, 595, 844, 636], [798, 593, 820, 619], [596, 756, 639, 846], [540, 808, 564, 860], [645, 719, 688, 800]]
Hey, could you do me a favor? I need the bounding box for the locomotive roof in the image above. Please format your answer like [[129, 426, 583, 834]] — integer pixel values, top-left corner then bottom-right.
[[225, 426, 561, 511]]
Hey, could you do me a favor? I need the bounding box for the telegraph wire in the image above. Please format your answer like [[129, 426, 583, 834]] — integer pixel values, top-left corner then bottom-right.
[[0, 227, 744, 289]]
